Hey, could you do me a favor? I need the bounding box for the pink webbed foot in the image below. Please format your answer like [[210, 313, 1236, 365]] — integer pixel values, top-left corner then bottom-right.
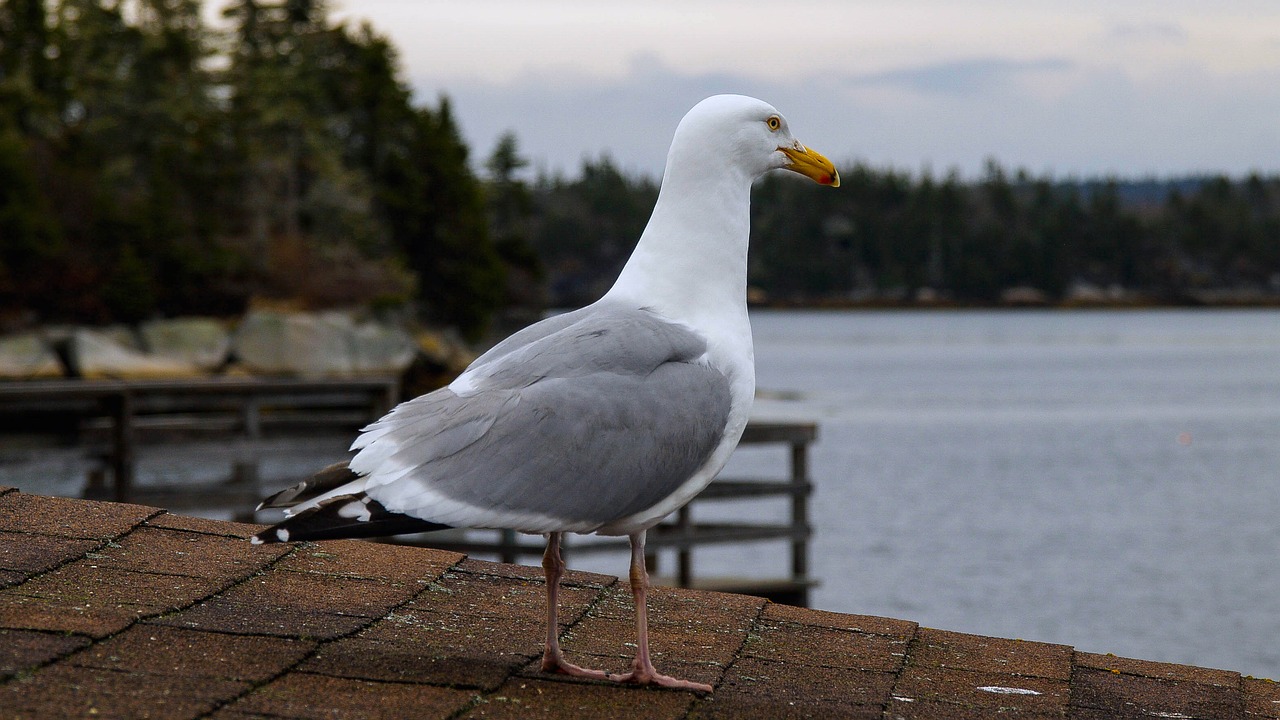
[[610, 658, 713, 692], [542, 649, 711, 692], [540, 648, 613, 681]]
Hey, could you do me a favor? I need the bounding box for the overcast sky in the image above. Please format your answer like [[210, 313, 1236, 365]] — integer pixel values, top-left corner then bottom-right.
[[326, 1, 1280, 180]]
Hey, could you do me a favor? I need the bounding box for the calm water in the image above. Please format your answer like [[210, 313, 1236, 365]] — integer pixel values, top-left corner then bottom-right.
[[4, 308, 1278, 678], [715, 308, 1280, 679]]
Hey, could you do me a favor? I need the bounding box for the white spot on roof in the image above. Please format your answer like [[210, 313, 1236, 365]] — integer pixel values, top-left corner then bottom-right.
[[977, 686, 1041, 695]]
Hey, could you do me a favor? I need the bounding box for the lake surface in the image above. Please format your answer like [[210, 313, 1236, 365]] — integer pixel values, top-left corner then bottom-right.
[[709, 308, 1280, 679], [3, 308, 1277, 678]]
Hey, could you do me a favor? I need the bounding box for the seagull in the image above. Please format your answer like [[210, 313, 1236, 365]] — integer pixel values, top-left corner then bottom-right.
[[250, 94, 839, 692]]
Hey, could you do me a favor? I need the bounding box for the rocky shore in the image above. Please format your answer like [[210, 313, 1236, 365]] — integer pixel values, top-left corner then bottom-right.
[[0, 310, 475, 390]]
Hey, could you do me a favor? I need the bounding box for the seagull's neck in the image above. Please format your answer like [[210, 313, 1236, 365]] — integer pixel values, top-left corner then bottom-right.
[[606, 162, 754, 332]]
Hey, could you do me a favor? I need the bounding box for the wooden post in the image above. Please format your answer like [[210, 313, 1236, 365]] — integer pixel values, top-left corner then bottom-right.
[[676, 505, 693, 587], [242, 398, 262, 439], [789, 438, 810, 604], [373, 378, 399, 418], [109, 390, 135, 503], [230, 460, 259, 486], [500, 529, 518, 564]]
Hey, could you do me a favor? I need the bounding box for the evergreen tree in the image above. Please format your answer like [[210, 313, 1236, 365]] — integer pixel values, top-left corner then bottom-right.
[[389, 100, 503, 339], [526, 156, 658, 307], [485, 132, 544, 311]]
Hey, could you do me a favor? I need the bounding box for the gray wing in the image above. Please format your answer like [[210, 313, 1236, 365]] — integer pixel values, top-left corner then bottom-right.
[[349, 305, 733, 532], [465, 304, 597, 372]]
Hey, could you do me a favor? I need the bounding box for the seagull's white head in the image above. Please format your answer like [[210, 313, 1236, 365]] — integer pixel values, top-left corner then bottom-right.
[[609, 93, 838, 320], [667, 94, 840, 187]]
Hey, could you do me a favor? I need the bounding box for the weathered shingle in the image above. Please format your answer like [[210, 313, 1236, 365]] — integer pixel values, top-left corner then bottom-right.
[[0, 488, 1274, 720]]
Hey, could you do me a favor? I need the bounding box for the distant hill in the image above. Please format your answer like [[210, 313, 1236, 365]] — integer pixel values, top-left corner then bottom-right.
[[1069, 177, 1215, 207]]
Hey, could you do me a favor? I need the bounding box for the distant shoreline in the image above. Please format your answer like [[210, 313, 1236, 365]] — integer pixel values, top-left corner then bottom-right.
[[748, 295, 1280, 311]]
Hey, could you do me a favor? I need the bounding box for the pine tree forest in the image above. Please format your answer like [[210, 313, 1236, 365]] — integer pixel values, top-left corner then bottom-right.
[[2, 1, 1278, 341]]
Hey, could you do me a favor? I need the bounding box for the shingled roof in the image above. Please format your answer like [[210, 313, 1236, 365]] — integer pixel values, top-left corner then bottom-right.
[[1, 486, 1276, 719]]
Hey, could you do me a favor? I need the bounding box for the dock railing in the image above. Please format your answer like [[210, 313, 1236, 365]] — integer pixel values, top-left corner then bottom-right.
[[0, 377, 399, 510]]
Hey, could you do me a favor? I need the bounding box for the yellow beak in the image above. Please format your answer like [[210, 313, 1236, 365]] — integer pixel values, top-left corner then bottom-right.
[[780, 144, 840, 187]]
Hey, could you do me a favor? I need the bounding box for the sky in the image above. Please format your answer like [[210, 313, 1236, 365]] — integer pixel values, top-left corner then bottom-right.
[[323, 1, 1280, 181]]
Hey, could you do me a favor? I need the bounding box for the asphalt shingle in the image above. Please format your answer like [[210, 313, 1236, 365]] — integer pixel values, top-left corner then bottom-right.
[[0, 488, 1271, 720]]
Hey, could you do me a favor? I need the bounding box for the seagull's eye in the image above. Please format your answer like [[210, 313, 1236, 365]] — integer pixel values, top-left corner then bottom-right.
[[766, 116, 781, 131]]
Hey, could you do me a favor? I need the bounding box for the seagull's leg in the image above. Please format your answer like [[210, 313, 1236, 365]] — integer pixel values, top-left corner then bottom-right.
[[539, 531, 611, 680], [612, 530, 714, 692]]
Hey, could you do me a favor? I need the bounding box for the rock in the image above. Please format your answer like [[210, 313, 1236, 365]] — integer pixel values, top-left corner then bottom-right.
[[1000, 286, 1049, 306], [232, 311, 351, 376], [0, 332, 65, 379], [402, 327, 477, 396], [233, 310, 416, 377], [140, 317, 231, 371], [350, 320, 416, 374], [69, 329, 202, 379], [416, 327, 474, 370], [99, 324, 143, 350], [1065, 281, 1107, 304]]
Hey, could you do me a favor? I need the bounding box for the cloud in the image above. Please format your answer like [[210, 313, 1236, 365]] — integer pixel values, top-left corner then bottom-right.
[[1104, 21, 1189, 44], [417, 51, 1280, 181], [417, 55, 835, 179], [851, 57, 1075, 95]]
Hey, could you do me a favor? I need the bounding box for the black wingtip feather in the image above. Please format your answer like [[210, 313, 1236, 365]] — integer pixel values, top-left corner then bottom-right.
[[250, 493, 452, 545], [257, 461, 361, 511]]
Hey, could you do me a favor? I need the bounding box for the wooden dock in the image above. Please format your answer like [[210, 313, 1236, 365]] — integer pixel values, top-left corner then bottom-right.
[[0, 377, 399, 508]]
